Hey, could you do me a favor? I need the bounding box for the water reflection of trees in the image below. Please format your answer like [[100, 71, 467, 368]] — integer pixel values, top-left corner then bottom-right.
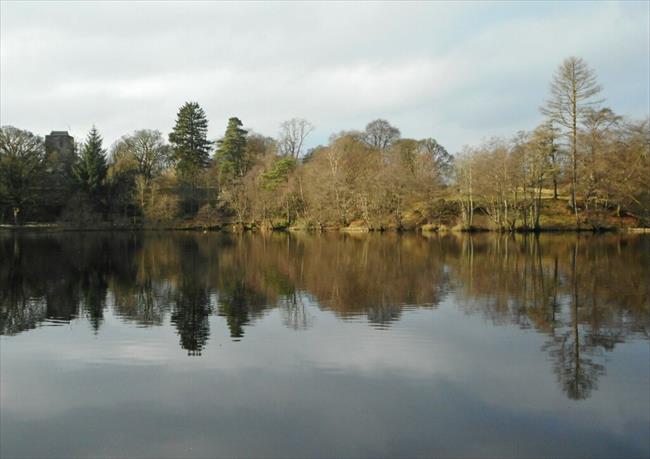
[[450, 233, 649, 400], [0, 233, 105, 334], [281, 293, 313, 331], [169, 238, 212, 355], [1, 231, 648, 398]]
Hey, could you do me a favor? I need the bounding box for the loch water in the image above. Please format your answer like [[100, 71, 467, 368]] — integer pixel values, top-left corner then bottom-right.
[[1, 231, 649, 458]]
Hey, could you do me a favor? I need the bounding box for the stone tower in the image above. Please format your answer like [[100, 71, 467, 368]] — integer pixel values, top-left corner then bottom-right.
[[45, 131, 75, 158], [44, 131, 75, 176], [43, 130, 77, 194]]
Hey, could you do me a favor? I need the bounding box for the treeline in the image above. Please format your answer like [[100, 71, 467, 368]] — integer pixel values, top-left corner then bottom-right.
[[456, 57, 649, 231], [1, 56, 648, 230]]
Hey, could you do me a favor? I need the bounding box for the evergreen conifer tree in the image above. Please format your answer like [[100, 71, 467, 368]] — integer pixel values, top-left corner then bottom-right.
[[168, 102, 212, 178], [215, 117, 248, 178], [74, 126, 107, 196]]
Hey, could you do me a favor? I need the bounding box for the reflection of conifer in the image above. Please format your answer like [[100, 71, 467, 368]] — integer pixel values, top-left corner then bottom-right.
[[2, 229, 649, 403], [73, 236, 111, 334], [217, 278, 267, 340], [170, 239, 212, 355], [80, 268, 108, 334], [171, 278, 211, 356], [45, 281, 80, 322]]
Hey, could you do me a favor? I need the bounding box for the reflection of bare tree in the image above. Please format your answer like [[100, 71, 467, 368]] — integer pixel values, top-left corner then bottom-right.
[[111, 276, 171, 326], [543, 243, 605, 400], [453, 233, 648, 400], [0, 234, 46, 334], [280, 292, 313, 330], [1, 231, 648, 380], [281, 232, 448, 326], [0, 298, 46, 336], [366, 305, 402, 328], [544, 330, 605, 400], [0, 233, 111, 334]]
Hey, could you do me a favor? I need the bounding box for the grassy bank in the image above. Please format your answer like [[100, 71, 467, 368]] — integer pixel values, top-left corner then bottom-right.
[[2, 196, 646, 233]]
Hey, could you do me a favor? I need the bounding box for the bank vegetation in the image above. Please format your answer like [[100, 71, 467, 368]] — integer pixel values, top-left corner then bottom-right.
[[1, 57, 648, 231]]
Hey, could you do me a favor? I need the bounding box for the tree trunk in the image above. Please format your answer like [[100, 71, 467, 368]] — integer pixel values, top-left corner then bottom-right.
[[286, 197, 290, 226], [571, 83, 580, 229], [535, 182, 543, 231], [468, 163, 474, 228]]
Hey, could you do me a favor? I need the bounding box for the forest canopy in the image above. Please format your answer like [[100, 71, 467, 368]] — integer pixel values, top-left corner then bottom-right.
[[1, 57, 648, 230]]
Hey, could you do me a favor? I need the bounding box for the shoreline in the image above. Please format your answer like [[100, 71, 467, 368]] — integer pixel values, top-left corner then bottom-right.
[[1, 223, 647, 234]]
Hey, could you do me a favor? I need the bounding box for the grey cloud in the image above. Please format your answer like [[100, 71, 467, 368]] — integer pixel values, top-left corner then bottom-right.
[[1, 1, 648, 153]]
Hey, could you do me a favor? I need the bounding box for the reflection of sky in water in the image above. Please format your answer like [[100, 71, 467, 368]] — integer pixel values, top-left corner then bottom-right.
[[2, 296, 648, 458], [1, 233, 649, 458]]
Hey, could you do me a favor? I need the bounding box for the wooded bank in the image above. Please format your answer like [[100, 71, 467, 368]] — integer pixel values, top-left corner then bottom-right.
[[2, 57, 648, 231]]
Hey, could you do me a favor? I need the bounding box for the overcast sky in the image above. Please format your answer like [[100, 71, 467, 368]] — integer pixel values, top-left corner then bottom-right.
[[1, 1, 648, 154]]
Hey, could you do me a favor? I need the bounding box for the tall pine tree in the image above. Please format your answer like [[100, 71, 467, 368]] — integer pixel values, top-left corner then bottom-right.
[[74, 126, 107, 197], [169, 102, 212, 179], [215, 117, 248, 178]]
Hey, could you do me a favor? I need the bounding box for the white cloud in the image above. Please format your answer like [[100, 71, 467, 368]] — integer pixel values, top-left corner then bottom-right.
[[1, 1, 648, 153]]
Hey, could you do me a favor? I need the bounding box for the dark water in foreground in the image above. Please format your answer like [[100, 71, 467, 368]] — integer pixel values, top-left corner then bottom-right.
[[1, 232, 648, 458]]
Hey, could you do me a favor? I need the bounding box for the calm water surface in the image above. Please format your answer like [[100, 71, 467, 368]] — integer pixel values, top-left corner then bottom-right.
[[1, 232, 649, 458]]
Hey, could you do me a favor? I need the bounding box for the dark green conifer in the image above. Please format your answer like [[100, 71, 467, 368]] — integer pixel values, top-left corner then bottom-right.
[[73, 126, 107, 196], [169, 102, 212, 178], [215, 117, 248, 178]]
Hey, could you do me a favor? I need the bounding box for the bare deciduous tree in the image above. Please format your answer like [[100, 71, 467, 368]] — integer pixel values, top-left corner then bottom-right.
[[363, 119, 400, 151], [541, 56, 603, 226], [455, 147, 475, 229], [580, 107, 621, 214], [0, 126, 45, 224], [278, 118, 314, 159], [113, 129, 171, 183]]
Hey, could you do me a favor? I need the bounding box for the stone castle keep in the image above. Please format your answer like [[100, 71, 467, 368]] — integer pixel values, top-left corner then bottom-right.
[[44, 131, 75, 157], [44, 131, 76, 177]]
